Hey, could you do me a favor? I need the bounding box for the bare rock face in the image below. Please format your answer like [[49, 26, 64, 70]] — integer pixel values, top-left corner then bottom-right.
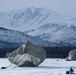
[[6, 41, 46, 67], [66, 49, 76, 61]]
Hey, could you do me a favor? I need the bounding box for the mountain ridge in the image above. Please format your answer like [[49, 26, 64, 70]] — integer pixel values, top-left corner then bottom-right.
[[0, 27, 60, 48], [0, 7, 67, 31], [0, 7, 76, 47]]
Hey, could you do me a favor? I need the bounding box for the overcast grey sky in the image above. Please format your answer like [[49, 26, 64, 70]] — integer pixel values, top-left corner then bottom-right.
[[0, 0, 76, 17]]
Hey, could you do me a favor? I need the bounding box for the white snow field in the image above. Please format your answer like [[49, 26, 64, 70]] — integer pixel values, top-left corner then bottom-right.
[[0, 58, 76, 75]]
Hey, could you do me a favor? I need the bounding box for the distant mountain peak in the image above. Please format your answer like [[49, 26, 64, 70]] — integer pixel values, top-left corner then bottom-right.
[[0, 7, 66, 31], [0, 7, 76, 47]]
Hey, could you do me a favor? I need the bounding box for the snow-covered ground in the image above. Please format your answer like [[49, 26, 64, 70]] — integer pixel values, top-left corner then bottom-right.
[[0, 58, 76, 75]]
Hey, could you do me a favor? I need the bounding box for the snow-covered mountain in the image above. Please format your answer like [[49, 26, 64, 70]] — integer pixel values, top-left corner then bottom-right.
[[0, 27, 58, 48], [0, 7, 76, 47], [0, 7, 66, 31], [27, 23, 76, 46]]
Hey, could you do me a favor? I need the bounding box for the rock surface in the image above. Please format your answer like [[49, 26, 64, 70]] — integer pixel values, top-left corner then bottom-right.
[[6, 41, 46, 67], [66, 49, 76, 61]]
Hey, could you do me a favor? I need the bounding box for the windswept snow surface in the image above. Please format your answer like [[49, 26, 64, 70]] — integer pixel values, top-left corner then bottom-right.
[[0, 58, 76, 75]]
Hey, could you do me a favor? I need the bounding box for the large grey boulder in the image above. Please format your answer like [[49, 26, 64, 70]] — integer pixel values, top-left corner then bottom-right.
[[6, 41, 46, 67], [66, 49, 76, 61]]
